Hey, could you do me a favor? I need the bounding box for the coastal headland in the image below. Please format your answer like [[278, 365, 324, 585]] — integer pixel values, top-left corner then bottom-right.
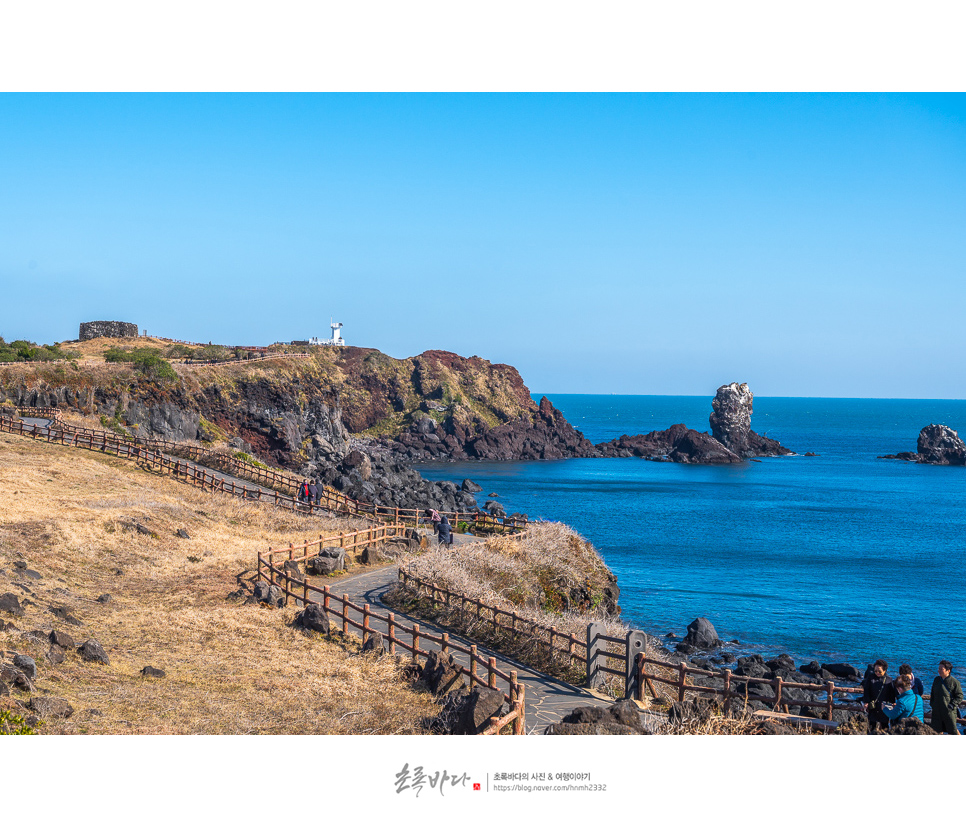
[[2, 334, 962, 735]]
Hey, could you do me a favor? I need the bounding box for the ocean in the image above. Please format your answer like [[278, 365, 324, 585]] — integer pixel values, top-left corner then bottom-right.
[[415, 395, 966, 678]]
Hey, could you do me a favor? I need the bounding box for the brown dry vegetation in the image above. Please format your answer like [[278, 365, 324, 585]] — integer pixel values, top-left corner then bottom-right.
[[0, 431, 439, 734], [387, 524, 670, 698], [399, 523, 629, 641]]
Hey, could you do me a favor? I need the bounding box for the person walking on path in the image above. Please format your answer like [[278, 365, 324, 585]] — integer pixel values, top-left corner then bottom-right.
[[930, 660, 963, 735], [437, 514, 452, 546], [313, 479, 322, 506], [882, 674, 925, 724], [299, 480, 311, 504], [308, 480, 318, 505], [861, 660, 892, 734], [425, 508, 441, 535]]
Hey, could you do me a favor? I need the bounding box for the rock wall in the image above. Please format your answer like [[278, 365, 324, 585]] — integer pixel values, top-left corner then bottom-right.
[[79, 321, 139, 341]]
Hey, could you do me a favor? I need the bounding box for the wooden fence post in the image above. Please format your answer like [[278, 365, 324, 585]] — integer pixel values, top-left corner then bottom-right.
[[470, 644, 478, 684], [723, 669, 732, 713], [363, 604, 370, 641], [323, 585, 330, 614], [412, 624, 420, 660], [826, 681, 835, 721], [511, 671, 524, 735], [625, 630, 646, 700], [342, 594, 349, 636], [487, 655, 496, 690], [586, 623, 602, 689], [678, 662, 687, 703], [388, 613, 395, 654]]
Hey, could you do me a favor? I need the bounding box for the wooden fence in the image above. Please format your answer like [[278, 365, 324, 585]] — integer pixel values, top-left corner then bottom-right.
[[398, 568, 587, 672], [256, 529, 526, 735], [3, 407, 528, 733], [15, 406, 528, 533], [395, 571, 966, 729]]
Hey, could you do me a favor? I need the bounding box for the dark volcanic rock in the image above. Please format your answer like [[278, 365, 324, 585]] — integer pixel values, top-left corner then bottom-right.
[[821, 662, 860, 681], [465, 396, 598, 462], [886, 424, 966, 465], [596, 424, 740, 463], [918, 424, 966, 464], [679, 617, 723, 651], [78, 639, 110, 664], [546, 700, 649, 735], [13, 654, 37, 679], [295, 603, 331, 635], [141, 666, 167, 678], [29, 696, 74, 719], [709, 383, 793, 458], [0, 593, 24, 617], [50, 630, 76, 650], [887, 717, 937, 735]]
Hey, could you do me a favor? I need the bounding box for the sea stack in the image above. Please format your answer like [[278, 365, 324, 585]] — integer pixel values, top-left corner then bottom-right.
[[884, 424, 966, 464], [709, 383, 793, 458], [917, 424, 966, 464]]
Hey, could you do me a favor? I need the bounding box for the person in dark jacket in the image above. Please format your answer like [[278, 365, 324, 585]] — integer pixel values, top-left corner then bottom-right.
[[299, 480, 311, 504], [437, 515, 452, 546], [930, 660, 963, 735], [307, 481, 318, 505], [861, 659, 892, 734], [881, 662, 924, 713]]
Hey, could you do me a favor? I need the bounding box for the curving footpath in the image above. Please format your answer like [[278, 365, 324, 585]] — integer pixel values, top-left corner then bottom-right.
[[11, 414, 664, 734]]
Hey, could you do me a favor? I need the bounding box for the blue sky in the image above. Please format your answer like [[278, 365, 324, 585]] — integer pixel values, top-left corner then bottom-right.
[[2, 93, 964, 397]]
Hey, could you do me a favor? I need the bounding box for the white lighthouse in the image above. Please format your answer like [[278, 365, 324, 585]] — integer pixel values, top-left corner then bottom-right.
[[329, 320, 344, 345], [309, 320, 346, 347]]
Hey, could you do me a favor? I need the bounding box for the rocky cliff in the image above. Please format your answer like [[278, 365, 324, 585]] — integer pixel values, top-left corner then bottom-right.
[[0, 342, 596, 511]]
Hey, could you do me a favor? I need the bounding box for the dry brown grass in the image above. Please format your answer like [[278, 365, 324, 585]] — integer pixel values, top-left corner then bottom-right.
[[389, 525, 673, 698], [401, 523, 630, 645], [0, 431, 439, 734]]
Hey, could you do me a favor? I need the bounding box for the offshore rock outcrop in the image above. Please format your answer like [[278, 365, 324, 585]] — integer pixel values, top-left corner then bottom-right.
[[595, 383, 792, 463], [709, 382, 793, 458], [595, 424, 740, 463], [881, 424, 966, 465]]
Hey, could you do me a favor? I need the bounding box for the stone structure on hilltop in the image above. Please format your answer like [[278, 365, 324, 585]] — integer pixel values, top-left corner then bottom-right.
[[709, 382, 793, 458], [79, 321, 138, 341]]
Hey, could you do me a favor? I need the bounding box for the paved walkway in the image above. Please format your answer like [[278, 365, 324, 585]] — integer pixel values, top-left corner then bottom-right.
[[16, 414, 665, 734], [321, 566, 665, 734]]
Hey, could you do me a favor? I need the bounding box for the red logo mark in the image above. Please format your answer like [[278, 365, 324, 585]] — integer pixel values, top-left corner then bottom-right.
[[473, 784, 481, 791]]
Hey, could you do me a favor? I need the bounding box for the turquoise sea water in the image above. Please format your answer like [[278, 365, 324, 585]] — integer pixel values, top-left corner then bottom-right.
[[416, 395, 966, 677]]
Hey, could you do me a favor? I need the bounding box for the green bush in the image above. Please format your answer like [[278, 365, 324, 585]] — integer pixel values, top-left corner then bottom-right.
[[0, 710, 36, 735], [0, 337, 75, 363], [103, 347, 177, 381]]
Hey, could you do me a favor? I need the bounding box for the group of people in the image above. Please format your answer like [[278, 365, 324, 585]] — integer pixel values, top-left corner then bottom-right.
[[298, 479, 323, 506], [861, 659, 963, 734], [424, 508, 453, 545]]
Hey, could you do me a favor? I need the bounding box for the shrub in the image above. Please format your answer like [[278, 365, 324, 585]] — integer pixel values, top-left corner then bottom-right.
[[0, 710, 36, 735]]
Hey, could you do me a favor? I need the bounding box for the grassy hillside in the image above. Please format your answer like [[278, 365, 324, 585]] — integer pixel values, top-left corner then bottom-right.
[[0, 430, 438, 734]]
